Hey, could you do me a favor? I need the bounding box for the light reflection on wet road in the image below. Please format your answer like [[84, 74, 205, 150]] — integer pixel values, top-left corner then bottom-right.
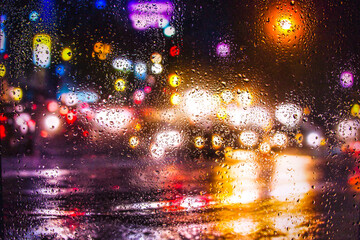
[[2, 149, 360, 239]]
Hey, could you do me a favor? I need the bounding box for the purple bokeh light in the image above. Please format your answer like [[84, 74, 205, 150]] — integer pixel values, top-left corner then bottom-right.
[[216, 42, 230, 57], [340, 71, 354, 88], [128, 1, 173, 30]]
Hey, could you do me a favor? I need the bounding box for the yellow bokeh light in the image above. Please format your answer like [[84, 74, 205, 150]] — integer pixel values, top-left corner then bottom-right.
[[212, 134, 223, 150], [351, 104, 360, 117], [0, 64, 5, 77], [129, 136, 140, 148], [170, 92, 181, 105], [11, 87, 23, 101], [150, 52, 162, 64], [295, 133, 303, 144], [114, 79, 126, 92], [134, 123, 142, 131], [279, 18, 292, 30], [61, 47, 72, 61], [169, 74, 181, 87], [217, 107, 227, 120], [194, 136, 205, 149]]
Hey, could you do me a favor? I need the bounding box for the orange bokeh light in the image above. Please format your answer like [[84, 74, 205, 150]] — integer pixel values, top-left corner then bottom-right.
[[264, 3, 304, 45]]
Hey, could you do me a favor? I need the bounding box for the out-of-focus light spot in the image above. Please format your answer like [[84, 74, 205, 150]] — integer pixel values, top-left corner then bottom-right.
[[134, 62, 147, 80], [217, 107, 227, 120], [128, 1, 173, 30], [212, 134, 223, 150], [95, 0, 106, 9], [156, 131, 181, 148], [144, 86, 151, 93], [45, 115, 60, 131], [134, 122, 141, 131], [95, 108, 132, 132], [351, 104, 360, 117], [183, 89, 217, 122], [133, 90, 145, 104], [0, 125, 5, 138], [112, 57, 133, 72], [59, 106, 69, 116], [337, 119, 359, 142], [275, 103, 302, 128], [129, 136, 139, 148], [194, 136, 205, 149], [0, 63, 5, 77], [271, 155, 311, 201], [40, 130, 48, 138], [33, 34, 51, 68], [216, 42, 230, 57], [150, 142, 165, 159], [3, 53, 8, 60], [93, 42, 111, 60], [303, 106, 311, 115], [47, 101, 58, 112], [27, 119, 36, 132], [279, 18, 292, 30], [164, 26, 175, 37], [61, 47, 72, 61], [239, 131, 258, 147], [306, 132, 322, 148], [29, 11, 39, 21], [61, 92, 78, 106], [295, 133, 303, 143], [169, 74, 181, 87], [114, 79, 126, 92], [158, 18, 169, 28], [340, 71, 354, 88], [259, 142, 271, 154], [151, 63, 163, 74], [10, 87, 23, 101], [271, 132, 287, 148], [150, 52, 162, 64], [170, 46, 180, 57], [221, 90, 234, 104], [236, 90, 252, 106], [66, 111, 77, 124], [170, 92, 181, 105], [55, 64, 65, 76]]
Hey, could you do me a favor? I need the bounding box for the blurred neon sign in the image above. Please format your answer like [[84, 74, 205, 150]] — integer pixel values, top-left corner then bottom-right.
[[128, 1, 173, 30]]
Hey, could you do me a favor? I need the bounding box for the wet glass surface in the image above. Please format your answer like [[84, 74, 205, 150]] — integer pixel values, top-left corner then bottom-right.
[[1, 0, 360, 239]]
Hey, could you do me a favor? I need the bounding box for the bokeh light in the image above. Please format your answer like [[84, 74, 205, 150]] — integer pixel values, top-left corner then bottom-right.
[[275, 103, 302, 128], [133, 90, 145, 104], [170, 92, 181, 105], [95, 0, 106, 9], [340, 71, 354, 88], [150, 52, 162, 64], [239, 131, 258, 147], [129, 136, 140, 148], [61, 47, 72, 61], [29, 11, 39, 21], [112, 57, 133, 72], [151, 63, 163, 74], [236, 90, 252, 106], [33, 34, 51, 68], [44, 115, 60, 131], [114, 79, 126, 92], [216, 42, 230, 57], [0, 63, 5, 77], [169, 74, 181, 87], [194, 136, 205, 149], [164, 26, 175, 37], [212, 134, 223, 149]]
